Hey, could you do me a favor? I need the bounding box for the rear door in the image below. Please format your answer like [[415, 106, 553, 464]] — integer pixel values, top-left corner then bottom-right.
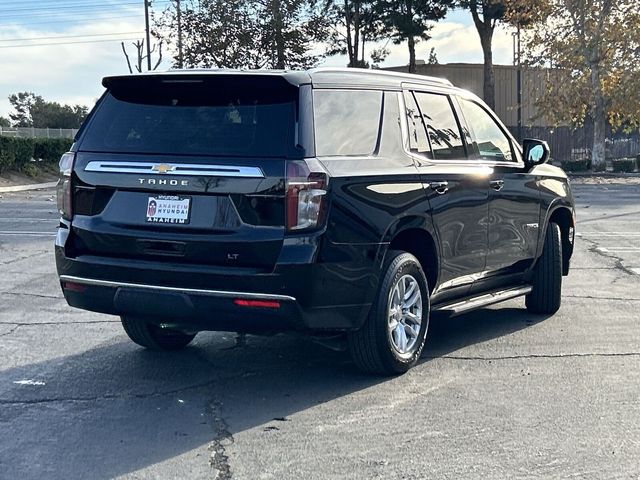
[[70, 74, 302, 271], [403, 89, 490, 299], [456, 96, 541, 287]]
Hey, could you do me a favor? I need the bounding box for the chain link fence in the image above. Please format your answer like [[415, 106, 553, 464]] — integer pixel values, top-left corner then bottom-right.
[[0, 126, 78, 139]]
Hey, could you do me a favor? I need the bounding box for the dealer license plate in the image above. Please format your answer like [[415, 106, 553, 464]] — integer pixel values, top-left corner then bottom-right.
[[146, 195, 191, 224]]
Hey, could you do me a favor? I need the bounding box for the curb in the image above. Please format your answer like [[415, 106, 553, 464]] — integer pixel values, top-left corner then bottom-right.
[[0, 181, 58, 193]]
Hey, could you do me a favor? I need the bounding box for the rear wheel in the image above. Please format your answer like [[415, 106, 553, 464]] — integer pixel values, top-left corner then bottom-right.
[[526, 222, 562, 314], [348, 250, 430, 375], [121, 316, 196, 351]]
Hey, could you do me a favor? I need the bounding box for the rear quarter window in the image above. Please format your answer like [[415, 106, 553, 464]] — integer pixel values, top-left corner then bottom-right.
[[313, 89, 382, 156]]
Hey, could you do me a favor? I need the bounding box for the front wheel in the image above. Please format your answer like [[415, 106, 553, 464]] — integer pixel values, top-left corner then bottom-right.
[[121, 316, 196, 351], [348, 250, 430, 375], [526, 222, 562, 314]]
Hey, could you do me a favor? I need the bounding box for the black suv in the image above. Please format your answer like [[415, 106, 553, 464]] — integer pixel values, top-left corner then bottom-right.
[[55, 68, 575, 375]]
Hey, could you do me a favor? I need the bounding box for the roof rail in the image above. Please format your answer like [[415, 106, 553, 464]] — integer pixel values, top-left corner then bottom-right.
[[308, 67, 453, 87]]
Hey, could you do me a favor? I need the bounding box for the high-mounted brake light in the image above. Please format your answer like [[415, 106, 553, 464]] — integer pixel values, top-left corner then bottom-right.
[[57, 152, 75, 221], [285, 160, 328, 232]]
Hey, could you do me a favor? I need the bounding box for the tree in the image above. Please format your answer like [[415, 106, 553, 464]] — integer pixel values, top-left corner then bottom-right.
[[458, 0, 546, 109], [324, 0, 384, 67], [0, 117, 9, 128], [121, 38, 163, 73], [522, 0, 640, 170], [427, 46, 438, 64], [374, 0, 452, 73], [8, 92, 88, 129], [153, 0, 328, 69], [8, 92, 38, 127], [256, 0, 330, 69], [457, 1, 506, 109]]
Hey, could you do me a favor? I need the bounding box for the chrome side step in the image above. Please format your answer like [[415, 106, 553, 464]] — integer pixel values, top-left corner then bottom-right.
[[432, 285, 532, 316]]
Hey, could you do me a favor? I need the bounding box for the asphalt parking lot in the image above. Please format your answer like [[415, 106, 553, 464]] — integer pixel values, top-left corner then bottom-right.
[[0, 183, 639, 480]]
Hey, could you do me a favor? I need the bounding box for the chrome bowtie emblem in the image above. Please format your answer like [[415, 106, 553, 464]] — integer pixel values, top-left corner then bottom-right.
[[152, 164, 176, 174]]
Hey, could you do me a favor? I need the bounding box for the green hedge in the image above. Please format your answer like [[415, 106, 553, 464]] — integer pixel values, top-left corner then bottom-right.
[[561, 159, 591, 172], [34, 138, 73, 163], [0, 136, 72, 173], [0, 137, 16, 173], [612, 158, 636, 173]]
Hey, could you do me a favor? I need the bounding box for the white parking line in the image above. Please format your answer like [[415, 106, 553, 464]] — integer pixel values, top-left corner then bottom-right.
[[0, 231, 55, 237], [580, 233, 640, 237]]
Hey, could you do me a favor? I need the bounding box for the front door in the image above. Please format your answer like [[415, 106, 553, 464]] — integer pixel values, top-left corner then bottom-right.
[[456, 96, 541, 289], [403, 90, 490, 300]]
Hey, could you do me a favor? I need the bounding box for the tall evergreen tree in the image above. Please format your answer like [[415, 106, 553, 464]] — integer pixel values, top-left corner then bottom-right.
[[375, 0, 453, 73]]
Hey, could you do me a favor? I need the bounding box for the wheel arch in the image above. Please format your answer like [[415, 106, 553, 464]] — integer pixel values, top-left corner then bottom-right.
[[380, 218, 439, 294], [542, 204, 575, 276]]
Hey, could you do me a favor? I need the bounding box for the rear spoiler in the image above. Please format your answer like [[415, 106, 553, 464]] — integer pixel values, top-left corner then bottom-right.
[[102, 71, 311, 90]]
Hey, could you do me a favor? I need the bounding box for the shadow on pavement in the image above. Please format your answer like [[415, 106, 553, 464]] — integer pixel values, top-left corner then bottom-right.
[[0, 305, 549, 479]]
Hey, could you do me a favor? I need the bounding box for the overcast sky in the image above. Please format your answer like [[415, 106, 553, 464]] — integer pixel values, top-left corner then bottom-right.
[[0, 0, 516, 119]]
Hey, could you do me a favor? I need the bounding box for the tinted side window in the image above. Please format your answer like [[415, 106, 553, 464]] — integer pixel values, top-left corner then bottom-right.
[[314, 90, 382, 156], [458, 98, 513, 162], [378, 92, 404, 156], [414, 92, 466, 160], [403, 91, 430, 156]]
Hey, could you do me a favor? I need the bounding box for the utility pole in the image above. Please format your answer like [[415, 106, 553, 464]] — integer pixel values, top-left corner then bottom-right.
[[177, 0, 184, 68], [144, 0, 152, 71]]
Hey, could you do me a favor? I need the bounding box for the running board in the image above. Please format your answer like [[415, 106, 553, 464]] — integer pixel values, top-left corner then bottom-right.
[[432, 285, 532, 316]]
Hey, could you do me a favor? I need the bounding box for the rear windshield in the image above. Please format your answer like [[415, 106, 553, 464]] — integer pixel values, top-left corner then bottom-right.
[[79, 83, 296, 157]]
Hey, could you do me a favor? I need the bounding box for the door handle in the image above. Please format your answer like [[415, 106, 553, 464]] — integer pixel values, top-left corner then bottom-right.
[[490, 180, 504, 191], [430, 181, 449, 195]]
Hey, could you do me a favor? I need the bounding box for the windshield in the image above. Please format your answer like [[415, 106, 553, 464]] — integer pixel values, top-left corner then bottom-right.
[[78, 84, 297, 157]]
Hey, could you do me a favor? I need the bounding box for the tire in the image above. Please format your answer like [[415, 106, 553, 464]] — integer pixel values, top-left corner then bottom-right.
[[526, 222, 562, 314], [121, 316, 196, 351], [348, 250, 430, 375]]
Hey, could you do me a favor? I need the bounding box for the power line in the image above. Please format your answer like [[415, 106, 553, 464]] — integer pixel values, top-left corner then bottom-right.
[[0, 37, 143, 49], [0, 31, 143, 43], [0, 1, 171, 19], [0, 2, 144, 13], [0, 15, 140, 28], [0, 0, 141, 6]]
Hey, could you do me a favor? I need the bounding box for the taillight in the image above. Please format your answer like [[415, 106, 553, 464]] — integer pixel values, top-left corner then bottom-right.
[[57, 152, 75, 220], [285, 160, 328, 232]]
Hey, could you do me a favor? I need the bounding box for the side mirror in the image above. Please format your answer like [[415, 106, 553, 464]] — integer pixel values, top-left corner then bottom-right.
[[523, 138, 550, 169]]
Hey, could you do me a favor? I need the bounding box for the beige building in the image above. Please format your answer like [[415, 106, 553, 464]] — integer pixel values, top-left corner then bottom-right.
[[385, 63, 548, 128]]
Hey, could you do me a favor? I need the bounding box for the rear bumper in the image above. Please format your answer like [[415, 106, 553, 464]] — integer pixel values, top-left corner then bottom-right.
[[55, 232, 379, 333]]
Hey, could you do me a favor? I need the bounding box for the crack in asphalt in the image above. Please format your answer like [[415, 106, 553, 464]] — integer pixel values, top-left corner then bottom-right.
[[580, 237, 639, 277], [432, 352, 640, 361], [0, 250, 49, 265], [0, 378, 222, 406], [0, 291, 62, 299], [577, 209, 640, 224], [564, 294, 640, 301], [0, 320, 119, 326], [208, 400, 233, 480], [0, 325, 20, 337]]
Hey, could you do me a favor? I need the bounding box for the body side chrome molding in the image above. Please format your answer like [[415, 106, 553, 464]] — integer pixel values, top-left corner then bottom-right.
[[85, 161, 265, 178], [432, 285, 532, 316], [59, 275, 296, 302]]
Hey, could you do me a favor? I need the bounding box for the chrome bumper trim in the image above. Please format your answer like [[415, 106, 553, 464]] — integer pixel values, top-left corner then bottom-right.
[[59, 275, 296, 302]]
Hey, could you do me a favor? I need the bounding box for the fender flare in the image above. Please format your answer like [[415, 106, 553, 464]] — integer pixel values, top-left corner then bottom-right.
[[375, 214, 440, 282]]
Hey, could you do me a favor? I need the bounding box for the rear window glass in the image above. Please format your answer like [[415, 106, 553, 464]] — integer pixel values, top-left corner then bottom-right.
[[79, 85, 296, 157], [313, 89, 382, 156]]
